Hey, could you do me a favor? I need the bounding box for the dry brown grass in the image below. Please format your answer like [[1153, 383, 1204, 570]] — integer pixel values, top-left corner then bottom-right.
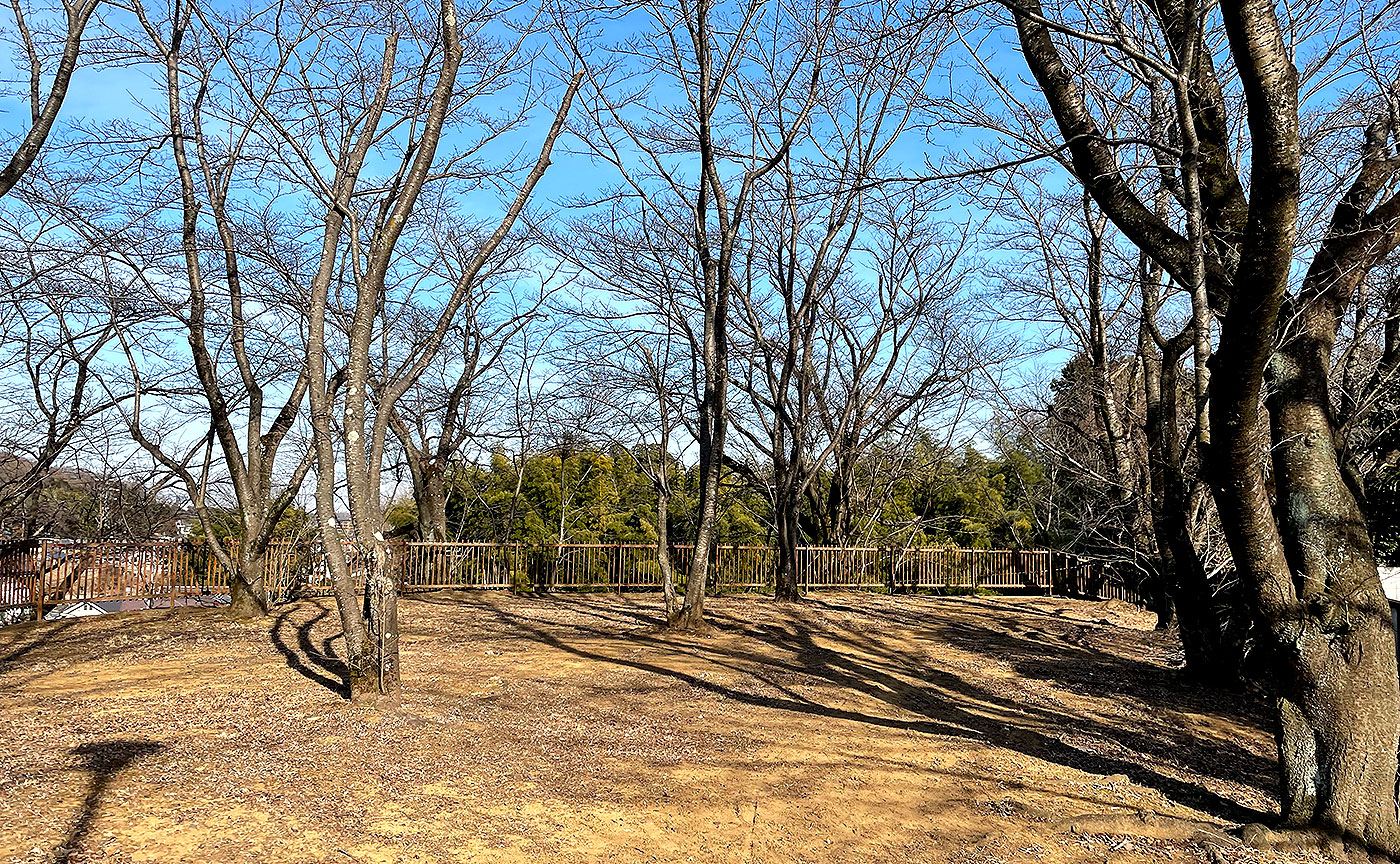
[[0, 591, 1321, 863]]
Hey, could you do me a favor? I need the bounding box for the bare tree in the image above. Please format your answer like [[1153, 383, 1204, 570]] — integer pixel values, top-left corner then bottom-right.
[[717, 5, 960, 600], [385, 228, 546, 542], [246, 0, 582, 697], [557, 0, 837, 628], [988, 0, 1400, 846], [0, 0, 103, 197], [0, 173, 163, 537], [1336, 253, 1400, 483], [561, 307, 690, 613], [83, 0, 322, 617], [732, 182, 976, 599]]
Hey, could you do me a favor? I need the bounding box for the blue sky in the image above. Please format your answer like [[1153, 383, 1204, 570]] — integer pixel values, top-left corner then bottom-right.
[[0, 0, 1080, 495]]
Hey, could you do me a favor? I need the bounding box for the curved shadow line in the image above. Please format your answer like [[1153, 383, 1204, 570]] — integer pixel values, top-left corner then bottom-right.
[[271, 602, 349, 698]]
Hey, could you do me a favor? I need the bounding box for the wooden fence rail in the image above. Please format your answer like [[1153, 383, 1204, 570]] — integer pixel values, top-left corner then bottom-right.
[[0, 538, 1139, 623]]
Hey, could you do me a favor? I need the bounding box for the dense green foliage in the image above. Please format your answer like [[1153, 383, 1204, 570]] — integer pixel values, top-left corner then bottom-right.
[[383, 442, 1061, 550]]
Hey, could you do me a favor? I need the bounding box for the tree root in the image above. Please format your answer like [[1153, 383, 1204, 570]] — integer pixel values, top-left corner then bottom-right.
[[1239, 823, 1400, 863], [664, 619, 711, 635], [1050, 811, 1236, 847]]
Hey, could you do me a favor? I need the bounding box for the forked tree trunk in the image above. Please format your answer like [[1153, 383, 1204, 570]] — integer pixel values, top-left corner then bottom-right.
[[672, 233, 730, 630], [414, 463, 449, 543], [827, 454, 855, 547], [1011, 0, 1400, 847], [227, 546, 268, 618], [1246, 329, 1400, 850]]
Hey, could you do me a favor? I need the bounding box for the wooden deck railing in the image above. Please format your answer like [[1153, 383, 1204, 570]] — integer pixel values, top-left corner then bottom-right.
[[0, 538, 1138, 622], [0, 538, 225, 622]]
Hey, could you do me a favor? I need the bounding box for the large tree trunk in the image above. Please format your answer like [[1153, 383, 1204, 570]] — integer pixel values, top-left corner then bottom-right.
[[227, 543, 268, 618], [1010, 0, 1400, 847], [1204, 2, 1400, 840], [773, 480, 801, 602], [1249, 321, 1400, 848], [362, 545, 401, 696], [415, 463, 448, 542]]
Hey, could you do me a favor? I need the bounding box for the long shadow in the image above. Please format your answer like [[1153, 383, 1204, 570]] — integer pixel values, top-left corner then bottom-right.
[[411, 590, 666, 630], [0, 619, 77, 674], [470, 598, 1269, 825], [921, 605, 1263, 722], [535, 594, 667, 628], [932, 617, 1271, 772], [270, 601, 349, 698], [754, 606, 1275, 804], [54, 739, 164, 864], [926, 595, 1132, 626], [810, 595, 1263, 723], [711, 600, 1276, 795]]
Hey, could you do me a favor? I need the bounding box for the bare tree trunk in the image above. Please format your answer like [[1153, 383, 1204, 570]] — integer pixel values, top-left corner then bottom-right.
[[228, 540, 267, 617], [400, 445, 448, 542], [418, 468, 448, 543], [1141, 263, 1239, 673], [657, 477, 679, 617], [1202, 4, 1400, 847], [773, 478, 802, 601], [1250, 304, 1400, 844], [778, 495, 800, 602], [675, 386, 725, 630], [1009, 0, 1400, 843], [364, 545, 401, 695]]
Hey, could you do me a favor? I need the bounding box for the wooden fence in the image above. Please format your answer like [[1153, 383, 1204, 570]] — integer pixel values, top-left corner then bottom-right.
[[0, 538, 225, 622], [0, 538, 1138, 623]]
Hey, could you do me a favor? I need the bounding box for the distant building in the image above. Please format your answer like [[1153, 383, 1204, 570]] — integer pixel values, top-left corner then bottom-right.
[[1383, 567, 1400, 663]]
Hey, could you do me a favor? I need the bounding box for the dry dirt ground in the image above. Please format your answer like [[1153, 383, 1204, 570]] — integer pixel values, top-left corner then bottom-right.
[[0, 591, 1317, 864]]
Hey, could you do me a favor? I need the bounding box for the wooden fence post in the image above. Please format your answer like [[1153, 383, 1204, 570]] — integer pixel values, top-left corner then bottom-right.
[[35, 539, 47, 622]]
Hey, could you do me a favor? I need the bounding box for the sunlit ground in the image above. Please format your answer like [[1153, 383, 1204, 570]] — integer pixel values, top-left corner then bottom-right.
[[0, 592, 1302, 863]]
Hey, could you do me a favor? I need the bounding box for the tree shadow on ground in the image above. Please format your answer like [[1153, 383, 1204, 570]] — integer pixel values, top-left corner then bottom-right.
[[725, 602, 1275, 804], [53, 739, 164, 864], [422, 593, 1272, 825], [410, 590, 666, 630], [0, 619, 77, 674], [271, 600, 349, 698], [811, 595, 1261, 723]]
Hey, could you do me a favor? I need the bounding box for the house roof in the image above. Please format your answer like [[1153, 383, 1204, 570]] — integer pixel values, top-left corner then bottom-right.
[[1381, 567, 1400, 604]]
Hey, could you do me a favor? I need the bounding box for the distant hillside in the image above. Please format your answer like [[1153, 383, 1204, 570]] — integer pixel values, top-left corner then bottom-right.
[[0, 452, 183, 542]]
